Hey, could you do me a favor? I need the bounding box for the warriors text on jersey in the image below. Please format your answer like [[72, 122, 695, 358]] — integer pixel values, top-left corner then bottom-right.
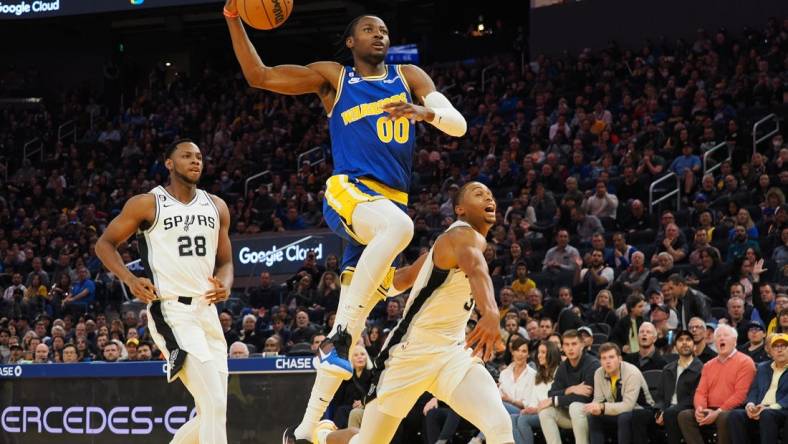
[[328, 64, 415, 192], [137, 186, 220, 299]]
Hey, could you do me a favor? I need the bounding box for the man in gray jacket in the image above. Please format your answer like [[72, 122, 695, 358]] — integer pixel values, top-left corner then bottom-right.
[[583, 342, 655, 444]]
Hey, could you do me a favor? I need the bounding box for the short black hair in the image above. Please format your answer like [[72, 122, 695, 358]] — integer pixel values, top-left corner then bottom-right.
[[165, 138, 196, 159], [453, 181, 482, 208], [626, 293, 645, 311]]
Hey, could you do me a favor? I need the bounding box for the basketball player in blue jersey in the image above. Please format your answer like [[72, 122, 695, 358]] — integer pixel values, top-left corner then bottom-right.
[[224, 1, 467, 442]]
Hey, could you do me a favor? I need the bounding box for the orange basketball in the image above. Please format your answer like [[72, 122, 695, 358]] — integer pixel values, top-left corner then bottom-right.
[[237, 0, 293, 30]]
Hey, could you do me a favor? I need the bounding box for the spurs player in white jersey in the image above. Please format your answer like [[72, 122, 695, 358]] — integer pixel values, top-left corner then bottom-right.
[[317, 181, 514, 444], [96, 139, 233, 444]]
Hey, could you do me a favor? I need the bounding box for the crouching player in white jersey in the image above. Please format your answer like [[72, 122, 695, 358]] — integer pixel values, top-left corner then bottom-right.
[[96, 139, 233, 444], [315, 181, 514, 444]]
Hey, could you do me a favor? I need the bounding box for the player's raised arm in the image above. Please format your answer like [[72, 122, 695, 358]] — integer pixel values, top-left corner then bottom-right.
[[439, 227, 499, 361], [223, 0, 340, 102], [95, 194, 158, 303], [383, 64, 467, 137]]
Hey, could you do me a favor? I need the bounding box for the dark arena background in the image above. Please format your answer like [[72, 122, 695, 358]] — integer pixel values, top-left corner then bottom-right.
[[0, 1, 787, 443]]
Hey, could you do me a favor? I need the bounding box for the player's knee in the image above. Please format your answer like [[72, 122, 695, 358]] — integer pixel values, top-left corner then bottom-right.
[[386, 210, 413, 247]]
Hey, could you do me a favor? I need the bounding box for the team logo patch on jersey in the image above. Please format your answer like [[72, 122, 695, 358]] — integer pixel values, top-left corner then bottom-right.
[[183, 215, 195, 232]]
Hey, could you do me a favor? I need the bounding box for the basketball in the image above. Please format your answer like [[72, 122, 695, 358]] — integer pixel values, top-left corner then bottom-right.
[[237, 0, 293, 30]]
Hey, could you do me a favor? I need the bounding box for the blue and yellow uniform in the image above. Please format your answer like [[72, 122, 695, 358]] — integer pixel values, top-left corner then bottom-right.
[[324, 64, 415, 289]]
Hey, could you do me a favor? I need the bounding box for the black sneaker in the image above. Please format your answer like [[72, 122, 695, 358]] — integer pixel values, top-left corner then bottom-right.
[[315, 325, 353, 380], [282, 426, 311, 444]]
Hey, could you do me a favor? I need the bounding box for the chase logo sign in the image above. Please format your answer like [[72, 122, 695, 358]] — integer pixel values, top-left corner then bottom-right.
[[0, 366, 22, 377]]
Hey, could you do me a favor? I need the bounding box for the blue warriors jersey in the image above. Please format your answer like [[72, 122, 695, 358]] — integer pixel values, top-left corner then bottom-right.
[[328, 64, 415, 193]]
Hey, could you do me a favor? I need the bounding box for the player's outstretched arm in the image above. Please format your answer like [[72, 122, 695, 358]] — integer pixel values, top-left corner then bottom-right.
[[95, 194, 158, 303], [224, 0, 341, 101], [391, 251, 429, 294], [206, 195, 234, 303], [435, 228, 499, 361]]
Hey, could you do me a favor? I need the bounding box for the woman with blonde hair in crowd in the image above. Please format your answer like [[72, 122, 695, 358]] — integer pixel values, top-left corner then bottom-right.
[[584, 289, 618, 328], [332, 345, 373, 429]]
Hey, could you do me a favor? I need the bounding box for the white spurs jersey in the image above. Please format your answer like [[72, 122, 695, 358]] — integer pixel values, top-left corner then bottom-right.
[[137, 186, 220, 299], [386, 220, 477, 349]]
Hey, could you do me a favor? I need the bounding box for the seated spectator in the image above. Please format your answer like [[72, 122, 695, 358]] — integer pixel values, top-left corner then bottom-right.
[[728, 208, 760, 240], [584, 290, 618, 328], [772, 227, 788, 270], [669, 144, 701, 196], [582, 181, 619, 221], [538, 329, 600, 444], [571, 207, 604, 246], [135, 341, 153, 361], [727, 225, 761, 263], [752, 278, 786, 334], [265, 314, 291, 346], [63, 267, 96, 317], [737, 321, 770, 363], [664, 274, 711, 330], [510, 262, 536, 300], [611, 232, 636, 271], [611, 251, 650, 302], [677, 324, 756, 444], [729, 333, 788, 444], [101, 341, 120, 363], [61, 343, 79, 363], [229, 341, 250, 359], [688, 317, 718, 363], [576, 250, 614, 306], [263, 335, 282, 356], [725, 295, 752, 344], [687, 247, 728, 306], [578, 326, 595, 356], [650, 252, 676, 283], [239, 313, 264, 352], [332, 345, 372, 429], [611, 294, 646, 353], [584, 342, 655, 444], [289, 310, 317, 345], [688, 229, 720, 268], [654, 329, 704, 444], [248, 272, 283, 310], [32, 343, 50, 363], [624, 322, 667, 372], [423, 397, 461, 444], [310, 333, 326, 355], [619, 200, 653, 236], [380, 299, 402, 331], [542, 230, 582, 294], [512, 340, 561, 444], [655, 223, 689, 264], [219, 310, 240, 347]]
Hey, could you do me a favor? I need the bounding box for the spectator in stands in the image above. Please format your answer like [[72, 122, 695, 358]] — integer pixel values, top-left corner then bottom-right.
[[584, 289, 617, 328], [687, 247, 728, 306], [611, 294, 646, 353], [380, 299, 403, 331], [688, 317, 718, 363], [577, 250, 614, 305], [289, 310, 317, 345], [101, 341, 120, 363], [364, 325, 384, 358], [650, 252, 676, 283], [619, 200, 652, 236], [229, 341, 250, 359], [538, 329, 600, 444], [124, 338, 138, 361], [656, 223, 689, 264], [678, 324, 756, 444], [63, 266, 95, 317], [571, 207, 604, 246], [512, 340, 561, 444], [688, 229, 719, 268], [738, 321, 769, 363], [33, 343, 50, 363], [543, 229, 582, 293], [585, 342, 654, 444], [61, 343, 78, 363], [239, 314, 263, 352], [310, 333, 326, 355], [511, 262, 536, 299], [729, 333, 788, 444], [558, 287, 576, 312], [287, 274, 316, 309], [248, 272, 282, 310], [669, 145, 702, 197], [577, 326, 595, 357], [654, 329, 704, 444], [266, 314, 290, 346], [219, 310, 240, 347], [729, 208, 760, 240], [611, 251, 650, 301], [8, 344, 23, 364], [333, 345, 372, 429], [263, 336, 282, 356], [135, 341, 153, 361], [312, 271, 339, 321], [582, 181, 619, 221], [624, 322, 666, 372], [727, 225, 761, 263], [726, 296, 751, 344], [772, 227, 788, 270], [664, 274, 710, 329]]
